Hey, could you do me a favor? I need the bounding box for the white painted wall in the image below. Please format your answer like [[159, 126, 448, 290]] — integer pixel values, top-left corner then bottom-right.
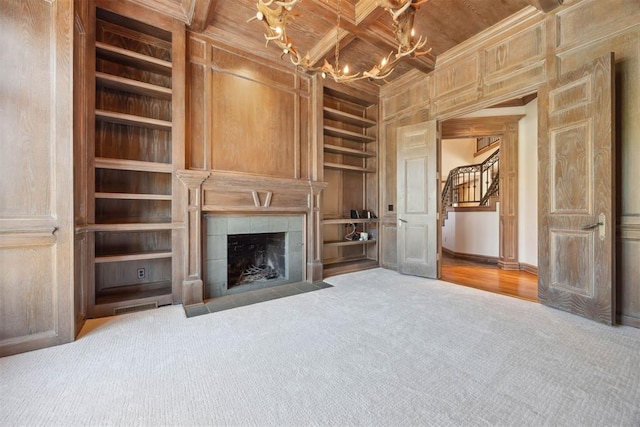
[[441, 138, 476, 180], [442, 204, 500, 257], [518, 98, 538, 267]]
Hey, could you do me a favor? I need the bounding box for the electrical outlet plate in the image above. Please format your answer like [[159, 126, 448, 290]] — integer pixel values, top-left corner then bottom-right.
[[137, 268, 145, 279]]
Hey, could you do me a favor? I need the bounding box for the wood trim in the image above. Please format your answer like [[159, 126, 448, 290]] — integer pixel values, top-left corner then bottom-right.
[[520, 263, 539, 275], [442, 247, 498, 265], [619, 315, 640, 329], [498, 260, 521, 271]]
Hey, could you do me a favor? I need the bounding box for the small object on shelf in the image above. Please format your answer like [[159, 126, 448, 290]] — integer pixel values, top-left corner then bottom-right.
[[350, 209, 361, 219], [345, 223, 358, 241], [359, 232, 368, 241]]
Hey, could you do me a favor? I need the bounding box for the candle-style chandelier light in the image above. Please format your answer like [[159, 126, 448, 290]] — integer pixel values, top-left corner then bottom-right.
[[249, 0, 432, 83]]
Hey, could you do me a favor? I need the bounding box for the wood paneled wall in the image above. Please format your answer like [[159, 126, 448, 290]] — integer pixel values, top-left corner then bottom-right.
[[380, 0, 640, 327], [0, 0, 75, 356], [186, 33, 314, 180]]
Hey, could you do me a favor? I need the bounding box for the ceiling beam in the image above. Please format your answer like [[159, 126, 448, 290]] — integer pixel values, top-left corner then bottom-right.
[[306, 0, 434, 72], [527, 0, 563, 13], [306, 27, 355, 66], [188, 0, 217, 33]]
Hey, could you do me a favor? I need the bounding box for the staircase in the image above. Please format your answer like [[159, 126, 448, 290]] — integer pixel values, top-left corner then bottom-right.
[[441, 148, 500, 222]]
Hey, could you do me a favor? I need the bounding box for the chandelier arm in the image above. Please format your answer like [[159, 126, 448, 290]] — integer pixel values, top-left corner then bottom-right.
[[251, 0, 431, 84]]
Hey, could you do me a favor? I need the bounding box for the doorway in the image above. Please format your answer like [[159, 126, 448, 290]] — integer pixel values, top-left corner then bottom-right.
[[438, 96, 539, 302]]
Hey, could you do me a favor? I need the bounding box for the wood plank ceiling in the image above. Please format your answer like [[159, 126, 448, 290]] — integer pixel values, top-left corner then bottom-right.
[[138, 0, 564, 85]]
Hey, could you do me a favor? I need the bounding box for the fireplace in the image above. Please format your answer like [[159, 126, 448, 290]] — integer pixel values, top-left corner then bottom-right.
[[227, 232, 285, 288], [204, 215, 304, 298]]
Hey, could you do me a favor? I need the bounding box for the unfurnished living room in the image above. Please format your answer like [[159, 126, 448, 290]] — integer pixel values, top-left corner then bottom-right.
[[1, 0, 639, 425]]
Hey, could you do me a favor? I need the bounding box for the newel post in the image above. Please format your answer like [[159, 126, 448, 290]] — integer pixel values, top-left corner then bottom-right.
[[177, 170, 211, 305]]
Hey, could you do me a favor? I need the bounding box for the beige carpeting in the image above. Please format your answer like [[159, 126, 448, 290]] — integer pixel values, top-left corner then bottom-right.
[[1, 268, 639, 426]]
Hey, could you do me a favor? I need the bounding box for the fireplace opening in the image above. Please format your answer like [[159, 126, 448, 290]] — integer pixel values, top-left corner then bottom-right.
[[227, 232, 286, 288]]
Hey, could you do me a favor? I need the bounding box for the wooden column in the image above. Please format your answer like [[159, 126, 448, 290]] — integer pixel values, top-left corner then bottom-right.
[[498, 122, 520, 270], [307, 183, 327, 283], [177, 170, 210, 305]]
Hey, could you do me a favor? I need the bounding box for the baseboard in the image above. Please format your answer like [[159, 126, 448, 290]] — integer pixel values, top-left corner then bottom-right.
[[519, 263, 538, 275], [442, 247, 498, 265], [618, 314, 640, 328], [497, 260, 520, 270]]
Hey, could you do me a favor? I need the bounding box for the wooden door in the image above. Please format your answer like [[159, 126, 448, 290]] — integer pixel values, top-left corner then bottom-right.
[[538, 53, 615, 324], [397, 121, 440, 278]]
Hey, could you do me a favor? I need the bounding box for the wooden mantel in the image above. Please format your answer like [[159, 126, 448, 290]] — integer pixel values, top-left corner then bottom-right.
[[177, 170, 327, 305]]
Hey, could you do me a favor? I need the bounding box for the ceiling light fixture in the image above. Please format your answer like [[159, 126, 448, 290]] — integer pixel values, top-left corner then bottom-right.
[[249, 0, 432, 84]]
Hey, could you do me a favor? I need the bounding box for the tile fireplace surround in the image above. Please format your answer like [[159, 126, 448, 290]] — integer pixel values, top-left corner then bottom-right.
[[205, 215, 304, 298], [178, 170, 327, 306]]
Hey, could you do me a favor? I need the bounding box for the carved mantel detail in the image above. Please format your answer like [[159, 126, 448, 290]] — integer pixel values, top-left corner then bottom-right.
[[177, 169, 327, 305]]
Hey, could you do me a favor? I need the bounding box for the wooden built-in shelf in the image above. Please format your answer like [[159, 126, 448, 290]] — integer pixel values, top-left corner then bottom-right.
[[95, 157, 172, 173], [323, 239, 377, 247], [95, 192, 172, 201], [92, 216, 172, 226], [323, 107, 376, 128], [95, 251, 172, 264], [324, 144, 376, 158], [323, 218, 379, 225], [96, 72, 172, 99], [95, 110, 172, 130], [96, 42, 172, 76], [324, 162, 376, 173], [323, 125, 376, 143], [95, 281, 172, 305], [84, 223, 176, 232]]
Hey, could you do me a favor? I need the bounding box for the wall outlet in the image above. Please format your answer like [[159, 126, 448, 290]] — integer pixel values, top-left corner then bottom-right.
[[137, 268, 146, 279]]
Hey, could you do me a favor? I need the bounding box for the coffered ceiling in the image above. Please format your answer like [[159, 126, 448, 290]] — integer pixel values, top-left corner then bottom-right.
[[134, 0, 563, 84]]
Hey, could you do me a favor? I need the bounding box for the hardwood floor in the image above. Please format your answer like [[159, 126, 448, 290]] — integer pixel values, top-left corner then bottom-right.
[[441, 255, 538, 302]]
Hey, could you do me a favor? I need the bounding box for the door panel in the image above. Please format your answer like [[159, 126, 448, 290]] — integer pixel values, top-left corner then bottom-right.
[[397, 121, 440, 278], [538, 53, 615, 324]]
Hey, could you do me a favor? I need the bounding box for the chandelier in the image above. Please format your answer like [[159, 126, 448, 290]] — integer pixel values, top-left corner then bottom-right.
[[249, 0, 432, 83]]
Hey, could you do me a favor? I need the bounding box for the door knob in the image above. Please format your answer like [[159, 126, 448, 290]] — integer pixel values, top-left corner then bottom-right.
[[581, 222, 603, 230], [581, 213, 606, 240]]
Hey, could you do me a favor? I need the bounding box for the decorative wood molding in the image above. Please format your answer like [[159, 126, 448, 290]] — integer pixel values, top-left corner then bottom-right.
[[436, 6, 543, 67], [619, 315, 640, 329], [619, 216, 640, 240], [527, 0, 563, 13], [520, 263, 539, 275], [442, 247, 499, 265], [442, 115, 525, 139], [0, 227, 58, 248], [177, 170, 210, 188]]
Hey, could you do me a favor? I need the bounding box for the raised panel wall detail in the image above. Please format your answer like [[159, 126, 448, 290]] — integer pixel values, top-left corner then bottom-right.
[[405, 158, 428, 214], [0, 245, 56, 343], [550, 121, 593, 214], [433, 54, 480, 113], [0, 1, 54, 218], [555, 0, 640, 51], [1, 0, 74, 355], [404, 224, 429, 263], [550, 230, 594, 297], [484, 24, 545, 78], [210, 73, 296, 178], [483, 23, 546, 97]]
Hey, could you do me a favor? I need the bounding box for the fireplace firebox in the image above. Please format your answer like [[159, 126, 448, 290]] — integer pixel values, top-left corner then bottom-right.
[[227, 232, 286, 288]]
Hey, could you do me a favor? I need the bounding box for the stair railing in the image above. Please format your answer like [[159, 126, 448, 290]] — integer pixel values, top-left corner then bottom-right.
[[441, 148, 500, 219]]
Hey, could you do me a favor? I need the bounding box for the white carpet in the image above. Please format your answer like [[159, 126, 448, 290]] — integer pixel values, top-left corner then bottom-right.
[[1, 268, 639, 426]]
